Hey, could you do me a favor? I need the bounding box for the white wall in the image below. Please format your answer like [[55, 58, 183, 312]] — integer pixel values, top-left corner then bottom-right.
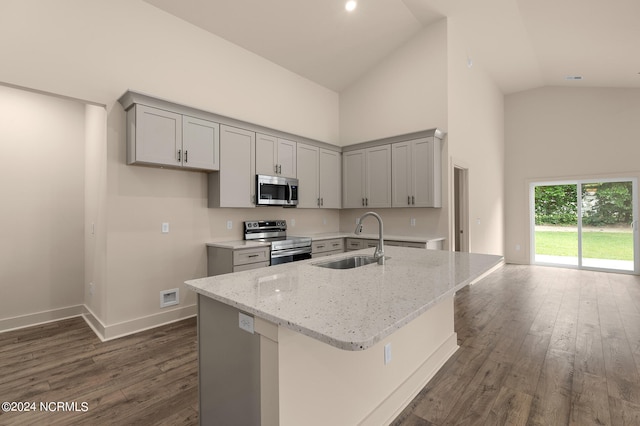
[[446, 19, 505, 256], [0, 85, 85, 329], [339, 20, 448, 145], [338, 20, 449, 243], [505, 86, 640, 264], [0, 0, 340, 337]]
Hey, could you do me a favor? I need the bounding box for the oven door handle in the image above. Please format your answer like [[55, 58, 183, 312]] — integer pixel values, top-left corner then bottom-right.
[[271, 248, 312, 258]]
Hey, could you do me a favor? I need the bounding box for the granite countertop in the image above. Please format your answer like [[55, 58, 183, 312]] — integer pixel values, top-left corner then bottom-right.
[[185, 246, 503, 351], [309, 232, 445, 243], [206, 240, 271, 250]]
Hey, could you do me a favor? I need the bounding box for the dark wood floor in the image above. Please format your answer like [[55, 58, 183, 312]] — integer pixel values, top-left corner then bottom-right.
[[393, 265, 640, 426], [1, 265, 639, 425], [0, 316, 198, 425]]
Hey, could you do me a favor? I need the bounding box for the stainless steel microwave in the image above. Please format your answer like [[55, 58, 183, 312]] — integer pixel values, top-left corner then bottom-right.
[[256, 175, 299, 206]]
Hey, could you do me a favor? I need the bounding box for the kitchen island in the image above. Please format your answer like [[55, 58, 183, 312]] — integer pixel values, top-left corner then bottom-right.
[[185, 246, 503, 425]]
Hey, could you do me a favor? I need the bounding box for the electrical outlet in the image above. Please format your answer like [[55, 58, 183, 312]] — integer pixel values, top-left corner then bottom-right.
[[239, 312, 254, 334], [291, 218, 296, 227], [410, 218, 416, 227], [323, 218, 327, 225], [226, 220, 232, 230], [161, 222, 169, 233], [88, 282, 94, 296], [384, 343, 392, 365]]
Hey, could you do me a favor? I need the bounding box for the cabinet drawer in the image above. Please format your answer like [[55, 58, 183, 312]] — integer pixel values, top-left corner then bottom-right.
[[312, 238, 344, 254], [234, 261, 270, 272], [233, 247, 270, 266], [345, 238, 364, 251], [386, 240, 426, 249]]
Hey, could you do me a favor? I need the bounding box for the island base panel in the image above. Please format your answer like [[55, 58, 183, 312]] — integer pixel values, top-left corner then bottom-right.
[[198, 295, 261, 425], [278, 295, 457, 425]]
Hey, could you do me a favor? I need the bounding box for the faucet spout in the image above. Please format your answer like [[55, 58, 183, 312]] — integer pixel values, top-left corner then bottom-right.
[[354, 211, 385, 265]]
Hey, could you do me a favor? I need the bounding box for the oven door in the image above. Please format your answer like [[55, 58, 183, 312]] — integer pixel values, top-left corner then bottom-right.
[[270, 248, 312, 265]]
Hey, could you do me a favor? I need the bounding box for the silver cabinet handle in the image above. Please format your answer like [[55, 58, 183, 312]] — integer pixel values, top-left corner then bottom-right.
[[320, 197, 324, 206], [365, 198, 369, 206], [412, 195, 415, 205], [274, 164, 278, 173], [408, 196, 411, 205], [177, 149, 181, 162], [185, 150, 188, 163], [362, 198, 365, 206]]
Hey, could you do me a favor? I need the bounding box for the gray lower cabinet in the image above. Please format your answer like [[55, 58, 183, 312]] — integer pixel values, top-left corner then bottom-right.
[[207, 246, 270, 276], [311, 238, 345, 258], [345, 238, 379, 251], [345, 237, 443, 251]]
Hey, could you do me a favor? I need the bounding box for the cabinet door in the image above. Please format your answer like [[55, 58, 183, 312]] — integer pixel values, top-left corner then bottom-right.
[[255, 133, 278, 175], [365, 145, 392, 208], [319, 149, 341, 208], [182, 115, 220, 171], [391, 142, 412, 207], [215, 125, 255, 208], [277, 138, 297, 178], [296, 143, 320, 208], [412, 137, 441, 208], [342, 150, 366, 208], [134, 104, 182, 166]]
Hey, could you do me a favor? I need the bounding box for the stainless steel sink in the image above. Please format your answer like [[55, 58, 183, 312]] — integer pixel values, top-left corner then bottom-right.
[[314, 255, 380, 270]]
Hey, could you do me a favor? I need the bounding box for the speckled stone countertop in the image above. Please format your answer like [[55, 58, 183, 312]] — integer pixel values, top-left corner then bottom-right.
[[309, 232, 445, 243], [185, 246, 503, 351], [206, 240, 271, 249]]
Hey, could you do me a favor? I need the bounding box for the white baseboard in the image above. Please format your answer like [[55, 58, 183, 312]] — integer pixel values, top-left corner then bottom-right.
[[0, 305, 86, 333], [363, 333, 459, 426], [1, 303, 196, 341], [84, 304, 197, 341], [470, 260, 505, 285]]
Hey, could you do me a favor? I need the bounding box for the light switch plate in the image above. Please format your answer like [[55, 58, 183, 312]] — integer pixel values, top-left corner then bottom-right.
[[161, 222, 169, 233]]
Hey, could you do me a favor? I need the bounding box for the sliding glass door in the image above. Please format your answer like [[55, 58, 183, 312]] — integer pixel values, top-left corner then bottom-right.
[[532, 178, 638, 273]]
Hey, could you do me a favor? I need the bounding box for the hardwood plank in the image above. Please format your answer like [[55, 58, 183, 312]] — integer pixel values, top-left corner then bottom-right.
[[608, 396, 640, 425], [527, 348, 574, 425], [485, 386, 533, 426], [569, 372, 610, 426]]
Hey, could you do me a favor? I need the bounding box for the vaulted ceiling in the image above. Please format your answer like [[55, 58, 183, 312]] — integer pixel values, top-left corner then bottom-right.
[[144, 0, 640, 94]]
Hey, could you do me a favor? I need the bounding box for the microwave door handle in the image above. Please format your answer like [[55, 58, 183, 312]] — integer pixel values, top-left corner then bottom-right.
[[287, 183, 292, 204]]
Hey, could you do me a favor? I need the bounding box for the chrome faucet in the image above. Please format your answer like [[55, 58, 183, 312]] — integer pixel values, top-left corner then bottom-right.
[[354, 211, 385, 265]]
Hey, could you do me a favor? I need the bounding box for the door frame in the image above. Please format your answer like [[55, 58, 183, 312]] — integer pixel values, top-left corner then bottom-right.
[[452, 163, 469, 252], [529, 177, 639, 274]]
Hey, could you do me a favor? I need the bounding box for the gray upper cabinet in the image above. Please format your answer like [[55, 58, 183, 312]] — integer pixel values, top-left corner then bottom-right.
[[342, 146, 391, 208], [391, 137, 441, 208], [297, 144, 341, 208], [319, 148, 341, 209], [296, 144, 320, 208], [256, 133, 297, 178], [182, 115, 220, 171], [208, 125, 256, 208], [127, 104, 219, 171]]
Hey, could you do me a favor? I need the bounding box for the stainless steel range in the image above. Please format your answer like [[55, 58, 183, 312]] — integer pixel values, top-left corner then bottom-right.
[[244, 220, 312, 265]]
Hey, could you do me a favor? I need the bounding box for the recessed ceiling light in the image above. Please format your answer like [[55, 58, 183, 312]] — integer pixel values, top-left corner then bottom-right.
[[345, 0, 357, 12]]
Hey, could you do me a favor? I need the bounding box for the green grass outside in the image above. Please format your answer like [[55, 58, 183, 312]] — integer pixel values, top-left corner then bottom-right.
[[535, 231, 633, 260]]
